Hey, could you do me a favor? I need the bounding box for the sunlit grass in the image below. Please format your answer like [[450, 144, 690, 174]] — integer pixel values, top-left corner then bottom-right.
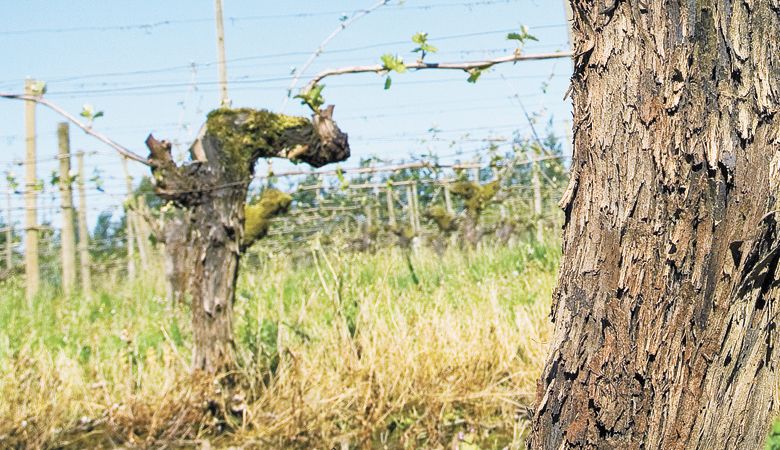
[[0, 240, 559, 449]]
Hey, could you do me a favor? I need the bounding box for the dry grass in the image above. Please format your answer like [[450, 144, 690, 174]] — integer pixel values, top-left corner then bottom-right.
[[0, 240, 558, 449]]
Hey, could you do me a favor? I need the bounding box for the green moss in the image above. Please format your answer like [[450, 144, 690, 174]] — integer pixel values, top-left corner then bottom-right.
[[244, 188, 293, 248], [424, 205, 457, 232], [449, 180, 500, 216], [389, 224, 415, 240], [206, 108, 310, 176]]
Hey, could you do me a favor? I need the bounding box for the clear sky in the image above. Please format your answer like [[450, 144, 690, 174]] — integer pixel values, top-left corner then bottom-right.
[[0, 0, 572, 229]]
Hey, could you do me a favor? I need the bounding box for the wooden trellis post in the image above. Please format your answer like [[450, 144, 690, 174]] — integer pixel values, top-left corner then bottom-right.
[[76, 151, 91, 294], [411, 181, 421, 233], [471, 161, 480, 184], [57, 123, 76, 296], [132, 196, 150, 268], [385, 185, 396, 227], [23, 79, 39, 302], [315, 181, 323, 205], [443, 181, 454, 215], [406, 184, 417, 234], [214, 0, 230, 107], [120, 157, 137, 278], [363, 202, 373, 229], [373, 190, 380, 232]]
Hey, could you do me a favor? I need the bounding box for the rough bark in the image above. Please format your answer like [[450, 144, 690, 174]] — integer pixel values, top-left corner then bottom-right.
[[532, 1, 780, 449], [162, 209, 191, 305], [146, 106, 348, 372]]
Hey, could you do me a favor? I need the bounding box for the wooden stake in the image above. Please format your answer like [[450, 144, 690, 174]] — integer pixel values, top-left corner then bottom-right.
[[363, 204, 373, 230], [23, 79, 39, 303], [76, 151, 91, 294], [133, 196, 150, 267], [406, 185, 417, 234], [214, 0, 230, 107], [385, 186, 396, 227], [315, 181, 323, 205], [57, 123, 76, 296], [121, 157, 137, 278], [443, 181, 454, 215], [411, 181, 421, 233]]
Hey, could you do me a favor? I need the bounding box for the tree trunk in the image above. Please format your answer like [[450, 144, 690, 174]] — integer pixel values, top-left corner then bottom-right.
[[163, 209, 192, 305], [186, 180, 245, 372], [532, 2, 780, 449], [146, 106, 348, 373]]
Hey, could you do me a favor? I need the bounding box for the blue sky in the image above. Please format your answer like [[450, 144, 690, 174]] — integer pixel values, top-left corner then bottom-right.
[[0, 0, 572, 228]]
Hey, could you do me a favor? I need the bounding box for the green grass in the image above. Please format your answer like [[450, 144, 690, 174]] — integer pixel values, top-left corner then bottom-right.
[[0, 240, 560, 449], [768, 420, 780, 450]]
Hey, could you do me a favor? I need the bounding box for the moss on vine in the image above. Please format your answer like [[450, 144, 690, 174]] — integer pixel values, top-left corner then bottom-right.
[[449, 180, 500, 216], [424, 205, 457, 232], [206, 108, 310, 177], [244, 188, 293, 249]]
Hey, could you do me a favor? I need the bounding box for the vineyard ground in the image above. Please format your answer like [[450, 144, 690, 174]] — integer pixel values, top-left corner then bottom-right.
[[0, 239, 559, 449]]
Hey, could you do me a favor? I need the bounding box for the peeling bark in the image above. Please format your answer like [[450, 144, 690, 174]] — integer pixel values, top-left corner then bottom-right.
[[532, 1, 780, 448], [146, 107, 349, 372]]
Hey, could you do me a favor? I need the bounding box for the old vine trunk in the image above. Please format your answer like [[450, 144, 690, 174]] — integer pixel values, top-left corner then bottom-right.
[[532, 1, 780, 449], [146, 106, 348, 372]]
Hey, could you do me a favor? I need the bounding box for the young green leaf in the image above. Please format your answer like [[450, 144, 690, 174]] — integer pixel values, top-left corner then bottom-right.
[[90, 168, 104, 192], [5, 172, 19, 192], [466, 68, 484, 83], [80, 104, 104, 122], [295, 83, 326, 111], [507, 25, 538, 44], [411, 32, 427, 45], [411, 32, 438, 60], [380, 54, 407, 73], [335, 166, 349, 190]]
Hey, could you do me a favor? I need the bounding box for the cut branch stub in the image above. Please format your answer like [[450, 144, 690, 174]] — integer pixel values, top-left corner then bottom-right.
[[304, 105, 350, 167], [145, 134, 202, 204], [146, 106, 350, 204], [204, 106, 349, 172]]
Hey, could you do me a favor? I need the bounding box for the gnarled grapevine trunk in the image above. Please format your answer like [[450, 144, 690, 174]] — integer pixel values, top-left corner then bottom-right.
[[532, 1, 780, 449], [146, 106, 348, 372]]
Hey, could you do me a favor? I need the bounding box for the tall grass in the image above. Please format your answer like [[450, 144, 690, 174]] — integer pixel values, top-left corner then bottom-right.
[[0, 240, 559, 449]]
